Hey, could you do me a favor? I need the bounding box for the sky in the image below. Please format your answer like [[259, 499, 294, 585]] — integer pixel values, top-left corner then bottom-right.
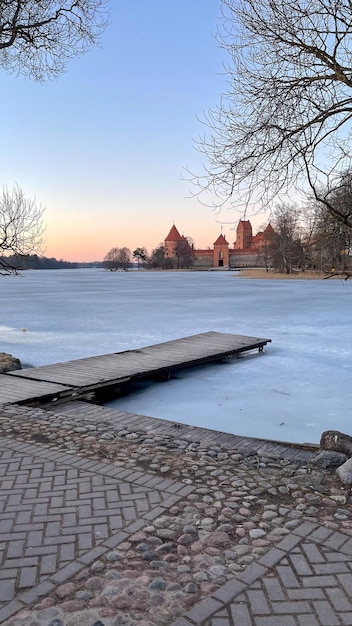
[[0, 1, 271, 263]]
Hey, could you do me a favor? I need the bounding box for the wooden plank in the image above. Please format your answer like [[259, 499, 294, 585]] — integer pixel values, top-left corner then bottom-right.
[[0, 375, 72, 404]]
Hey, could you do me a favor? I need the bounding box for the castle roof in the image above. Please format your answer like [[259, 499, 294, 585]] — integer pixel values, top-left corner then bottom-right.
[[238, 220, 252, 230], [264, 223, 275, 234], [165, 225, 183, 242], [213, 234, 228, 246]]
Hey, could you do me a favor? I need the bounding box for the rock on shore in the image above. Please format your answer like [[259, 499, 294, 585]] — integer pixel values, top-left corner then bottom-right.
[[0, 353, 22, 373]]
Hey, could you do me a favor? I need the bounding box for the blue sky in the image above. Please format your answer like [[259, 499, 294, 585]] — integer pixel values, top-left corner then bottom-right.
[[0, 1, 269, 261]]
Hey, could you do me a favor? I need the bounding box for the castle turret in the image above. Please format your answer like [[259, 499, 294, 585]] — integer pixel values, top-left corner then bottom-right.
[[213, 233, 229, 267], [234, 220, 253, 250]]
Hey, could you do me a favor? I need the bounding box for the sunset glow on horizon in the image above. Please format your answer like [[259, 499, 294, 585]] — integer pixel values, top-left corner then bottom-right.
[[0, 2, 271, 264]]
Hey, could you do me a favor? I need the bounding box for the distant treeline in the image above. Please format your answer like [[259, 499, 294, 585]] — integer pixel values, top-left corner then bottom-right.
[[0, 254, 102, 270]]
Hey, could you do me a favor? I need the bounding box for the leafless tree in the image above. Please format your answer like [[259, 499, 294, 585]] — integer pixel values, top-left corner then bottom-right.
[[103, 247, 120, 271], [174, 237, 194, 269], [306, 183, 352, 271], [0, 184, 46, 275], [0, 0, 109, 81], [269, 204, 305, 274], [103, 246, 131, 271], [118, 247, 131, 270], [194, 0, 352, 229]]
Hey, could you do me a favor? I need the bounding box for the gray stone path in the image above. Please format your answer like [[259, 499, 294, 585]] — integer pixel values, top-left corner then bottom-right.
[[0, 437, 193, 623], [173, 522, 352, 626], [2, 433, 352, 625]]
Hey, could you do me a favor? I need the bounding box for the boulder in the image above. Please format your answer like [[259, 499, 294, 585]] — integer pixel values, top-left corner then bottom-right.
[[336, 459, 352, 485], [0, 353, 22, 373], [320, 430, 352, 458], [308, 450, 348, 469]]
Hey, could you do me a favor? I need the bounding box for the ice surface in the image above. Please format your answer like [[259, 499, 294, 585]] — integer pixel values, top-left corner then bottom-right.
[[1, 268, 351, 443]]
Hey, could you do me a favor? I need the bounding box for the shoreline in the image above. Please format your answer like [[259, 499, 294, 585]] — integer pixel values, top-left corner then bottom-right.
[[238, 269, 332, 280]]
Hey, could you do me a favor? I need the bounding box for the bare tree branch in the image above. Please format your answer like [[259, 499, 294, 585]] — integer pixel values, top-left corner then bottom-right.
[[192, 0, 352, 227], [0, 184, 46, 275], [0, 1, 109, 81]]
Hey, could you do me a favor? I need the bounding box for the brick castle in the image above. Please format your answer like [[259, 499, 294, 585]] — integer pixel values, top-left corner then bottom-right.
[[164, 220, 274, 269]]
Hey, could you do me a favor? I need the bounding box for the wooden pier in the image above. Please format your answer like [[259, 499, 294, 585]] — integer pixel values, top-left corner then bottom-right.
[[1, 331, 271, 405]]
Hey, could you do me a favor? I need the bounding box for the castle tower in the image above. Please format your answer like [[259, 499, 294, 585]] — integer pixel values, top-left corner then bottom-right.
[[213, 234, 229, 267], [164, 225, 184, 258], [234, 220, 253, 250]]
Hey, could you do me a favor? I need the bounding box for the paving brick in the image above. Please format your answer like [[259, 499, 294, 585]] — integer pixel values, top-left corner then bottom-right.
[[230, 602, 252, 625], [0, 437, 186, 615], [325, 587, 352, 611], [183, 517, 352, 626], [276, 566, 301, 588], [323, 550, 350, 562], [287, 588, 326, 600], [7, 539, 25, 558], [301, 543, 325, 563], [312, 600, 341, 626], [313, 562, 349, 575], [258, 548, 285, 568], [237, 563, 267, 585], [302, 575, 337, 587], [0, 579, 15, 602], [246, 589, 270, 614], [212, 580, 247, 604], [338, 572, 352, 595], [262, 577, 286, 602], [323, 532, 349, 551], [309, 527, 333, 542], [289, 552, 313, 576], [18, 566, 37, 588], [337, 537, 352, 556], [297, 615, 320, 626], [275, 534, 302, 552], [39, 554, 58, 576], [0, 600, 25, 623], [292, 522, 318, 537], [253, 617, 297, 626], [185, 598, 223, 623], [272, 600, 311, 614]]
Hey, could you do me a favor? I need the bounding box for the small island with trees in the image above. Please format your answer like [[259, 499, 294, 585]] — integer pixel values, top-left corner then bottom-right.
[[102, 187, 352, 275]]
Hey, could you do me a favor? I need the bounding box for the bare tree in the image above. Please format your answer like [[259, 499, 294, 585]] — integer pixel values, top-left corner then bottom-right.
[[307, 185, 352, 271], [118, 247, 131, 270], [103, 246, 131, 271], [0, 0, 109, 81], [0, 184, 45, 275], [269, 204, 305, 274], [103, 247, 120, 271], [194, 0, 352, 228]]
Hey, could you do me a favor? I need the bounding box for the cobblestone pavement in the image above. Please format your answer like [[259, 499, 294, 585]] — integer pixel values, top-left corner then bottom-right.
[[0, 437, 193, 624], [2, 404, 352, 625], [174, 522, 352, 625]]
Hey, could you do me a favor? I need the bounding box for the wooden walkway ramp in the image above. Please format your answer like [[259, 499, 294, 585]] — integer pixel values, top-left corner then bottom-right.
[[2, 331, 271, 405], [48, 400, 315, 463]]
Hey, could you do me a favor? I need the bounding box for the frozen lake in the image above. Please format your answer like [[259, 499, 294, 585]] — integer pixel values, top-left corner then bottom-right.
[[1, 268, 351, 444]]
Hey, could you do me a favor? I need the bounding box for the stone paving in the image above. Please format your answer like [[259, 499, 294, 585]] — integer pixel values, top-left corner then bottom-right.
[[0, 437, 193, 624], [174, 522, 352, 625], [1, 405, 352, 625]]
